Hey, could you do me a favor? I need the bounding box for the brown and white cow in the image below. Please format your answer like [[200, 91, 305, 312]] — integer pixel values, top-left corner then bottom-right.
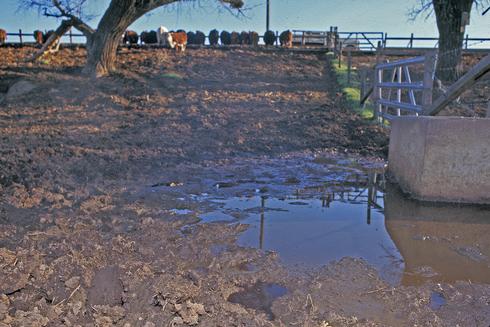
[[123, 30, 139, 45], [280, 30, 293, 48], [168, 31, 187, 52], [33, 30, 43, 45], [156, 26, 170, 46], [0, 29, 7, 45], [249, 31, 259, 47]]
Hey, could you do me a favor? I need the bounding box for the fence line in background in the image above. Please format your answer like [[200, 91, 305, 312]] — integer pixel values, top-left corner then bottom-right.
[[3, 28, 490, 51]]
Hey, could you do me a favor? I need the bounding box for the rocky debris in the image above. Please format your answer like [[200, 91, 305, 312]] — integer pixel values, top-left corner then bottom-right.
[[10, 308, 49, 327], [172, 301, 206, 326], [92, 305, 126, 326]]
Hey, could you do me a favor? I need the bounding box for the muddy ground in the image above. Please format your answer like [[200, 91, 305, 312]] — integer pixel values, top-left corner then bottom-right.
[[0, 46, 489, 326]]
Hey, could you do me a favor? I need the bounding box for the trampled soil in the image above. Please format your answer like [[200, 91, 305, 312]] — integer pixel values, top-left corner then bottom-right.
[[0, 46, 489, 326]]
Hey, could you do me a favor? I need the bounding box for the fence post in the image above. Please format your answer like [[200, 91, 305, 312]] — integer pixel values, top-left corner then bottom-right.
[[338, 42, 343, 68], [347, 50, 352, 85], [410, 33, 414, 48], [422, 51, 437, 112], [19, 29, 23, 46], [465, 34, 469, 49], [69, 29, 73, 44], [360, 69, 367, 102], [383, 33, 387, 48]]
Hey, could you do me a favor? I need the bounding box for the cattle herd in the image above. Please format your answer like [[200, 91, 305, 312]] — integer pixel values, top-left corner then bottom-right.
[[0, 28, 55, 46], [123, 27, 294, 52], [0, 27, 294, 52]]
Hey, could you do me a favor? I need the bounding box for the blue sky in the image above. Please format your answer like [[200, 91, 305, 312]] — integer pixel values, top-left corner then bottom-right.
[[2, 0, 489, 46]]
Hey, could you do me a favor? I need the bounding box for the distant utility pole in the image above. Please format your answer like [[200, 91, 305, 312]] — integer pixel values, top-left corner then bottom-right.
[[266, 0, 270, 31]]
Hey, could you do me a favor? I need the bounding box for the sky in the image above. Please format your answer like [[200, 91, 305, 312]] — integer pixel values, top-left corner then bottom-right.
[[2, 0, 490, 47]]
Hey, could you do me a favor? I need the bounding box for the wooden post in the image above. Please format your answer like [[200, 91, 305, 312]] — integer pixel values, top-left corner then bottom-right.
[[410, 33, 414, 48], [422, 51, 437, 112], [69, 29, 73, 44], [360, 69, 367, 102], [338, 42, 343, 68], [375, 41, 383, 64], [347, 50, 352, 85], [19, 29, 23, 46], [465, 34, 469, 49], [383, 33, 387, 48]]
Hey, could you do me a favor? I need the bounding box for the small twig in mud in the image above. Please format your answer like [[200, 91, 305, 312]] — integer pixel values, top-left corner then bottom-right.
[[361, 287, 402, 296], [91, 305, 99, 313], [54, 298, 66, 307], [161, 299, 169, 313], [67, 284, 81, 301], [362, 287, 388, 295], [27, 231, 48, 237], [54, 284, 81, 307]]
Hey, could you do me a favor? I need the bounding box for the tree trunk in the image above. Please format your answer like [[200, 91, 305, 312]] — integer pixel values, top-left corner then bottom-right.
[[82, 0, 179, 77], [433, 0, 473, 82], [83, 30, 124, 77], [82, 0, 139, 77]]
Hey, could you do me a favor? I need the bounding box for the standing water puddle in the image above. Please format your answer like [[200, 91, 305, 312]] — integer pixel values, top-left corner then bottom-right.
[[201, 174, 490, 286]]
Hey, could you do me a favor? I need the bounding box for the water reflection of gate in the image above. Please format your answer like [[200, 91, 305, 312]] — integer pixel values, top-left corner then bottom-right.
[[257, 173, 385, 249], [254, 174, 490, 285]]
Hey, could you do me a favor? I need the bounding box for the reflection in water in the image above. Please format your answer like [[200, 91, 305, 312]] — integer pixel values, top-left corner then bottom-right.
[[203, 173, 490, 286], [384, 184, 490, 286]]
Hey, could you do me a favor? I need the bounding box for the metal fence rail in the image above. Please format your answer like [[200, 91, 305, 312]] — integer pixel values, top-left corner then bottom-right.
[[373, 53, 437, 122], [3, 28, 490, 51]]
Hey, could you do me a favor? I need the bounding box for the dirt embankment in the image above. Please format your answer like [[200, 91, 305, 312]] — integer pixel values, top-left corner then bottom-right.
[[1, 47, 487, 327]]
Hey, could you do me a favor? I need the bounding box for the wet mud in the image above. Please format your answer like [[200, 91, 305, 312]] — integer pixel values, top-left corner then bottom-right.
[[0, 47, 489, 326]]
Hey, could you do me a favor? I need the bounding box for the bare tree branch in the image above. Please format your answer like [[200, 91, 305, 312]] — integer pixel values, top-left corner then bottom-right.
[[26, 19, 73, 62], [409, 0, 490, 21]]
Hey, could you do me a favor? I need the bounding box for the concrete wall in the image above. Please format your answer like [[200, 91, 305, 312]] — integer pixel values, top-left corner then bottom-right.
[[388, 116, 490, 204]]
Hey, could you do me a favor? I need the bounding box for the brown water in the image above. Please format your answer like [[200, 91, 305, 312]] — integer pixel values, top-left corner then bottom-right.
[[202, 175, 490, 286]]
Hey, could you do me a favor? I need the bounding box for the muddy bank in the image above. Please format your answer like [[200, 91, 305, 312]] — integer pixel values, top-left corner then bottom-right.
[[1, 47, 488, 326]]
